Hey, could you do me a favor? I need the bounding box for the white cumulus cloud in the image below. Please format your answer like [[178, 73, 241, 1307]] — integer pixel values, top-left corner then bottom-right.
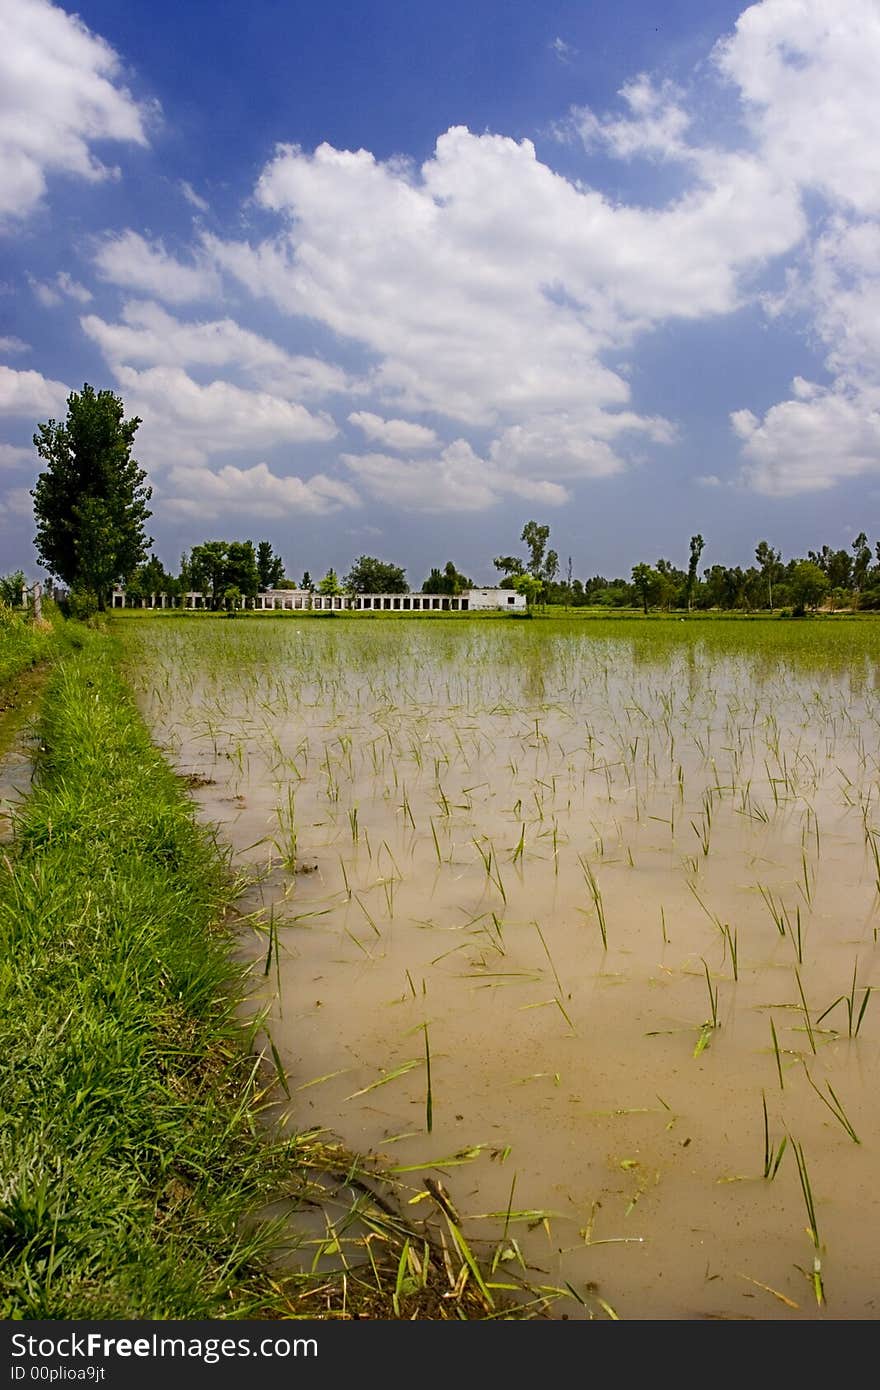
[[733, 383, 880, 494], [94, 231, 220, 304], [82, 300, 356, 400], [0, 0, 151, 224], [112, 365, 338, 468], [0, 442, 32, 467], [0, 364, 68, 416], [348, 411, 438, 450], [162, 460, 358, 520], [342, 441, 569, 512], [29, 270, 92, 307]]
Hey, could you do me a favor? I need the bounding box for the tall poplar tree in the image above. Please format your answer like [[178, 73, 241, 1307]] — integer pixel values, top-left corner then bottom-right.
[[32, 384, 152, 609]]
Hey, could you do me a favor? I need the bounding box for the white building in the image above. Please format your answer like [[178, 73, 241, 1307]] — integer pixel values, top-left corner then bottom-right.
[[111, 585, 526, 613], [346, 588, 525, 612]]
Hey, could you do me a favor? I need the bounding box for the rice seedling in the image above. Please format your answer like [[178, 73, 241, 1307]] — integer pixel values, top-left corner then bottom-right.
[[758, 883, 787, 937], [265, 1031, 291, 1099], [794, 970, 817, 1055], [694, 958, 719, 1057], [577, 853, 607, 948], [344, 1059, 422, 1101], [271, 785, 297, 871], [866, 827, 880, 898], [720, 922, 739, 979], [801, 1065, 860, 1144], [354, 893, 382, 938], [790, 1138, 824, 1305], [788, 904, 804, 965], [816, 959, 873, 1038], [260, 902, 284, 1008], [423, 1022, 433, 1134], [511, 821, 526, 864], [532, 920, 566, 997], [770, 1016, 785, 1090], [761, 1092, 787, 1179], [799, 848, 814, 908], [338, 853, 352, 897]]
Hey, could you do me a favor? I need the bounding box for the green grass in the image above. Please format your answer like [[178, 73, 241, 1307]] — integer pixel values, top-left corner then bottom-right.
[[0, 602, 60, 705], [0, 628, 527, 1319]]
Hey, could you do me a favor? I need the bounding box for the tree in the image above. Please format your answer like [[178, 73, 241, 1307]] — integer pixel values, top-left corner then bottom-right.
[[827, 549, 852, 590], [631, 562, 661, 614], [225, 541, 259, 604], [139, 554, 169, 596], [0, 570, 25, 606], [126, 553, 175, 605], [789, 560, 829, 615], [655, 557, 685, 611], [317, 568, 343, 595], [257, 541, 285, 590], [422, 560, 473, 595], [496, 523, 558, 600], [852, 532, 871, 593], [493, 554, 525, 579], [755, 540, 782, 611], [521, 521, 550, 579], [807, 545, 851, 589], [685, 534, 704, 612], [343, 555, 408, 594], [189, 541, 229, 609], [179, 551, 193, 594], [422, 567, 445, 593], [511, 573, 543, 607], [32, 384, 152, 609]]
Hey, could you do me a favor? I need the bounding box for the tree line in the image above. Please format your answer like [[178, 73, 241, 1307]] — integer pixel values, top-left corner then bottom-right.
[[489, 523, 880, 615], [116, 524, 880, 619], [21, 383, 880, 616]]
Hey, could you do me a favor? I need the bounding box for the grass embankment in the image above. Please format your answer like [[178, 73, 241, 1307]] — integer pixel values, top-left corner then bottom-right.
[[0, 629, 516, 1319], [0, 604, 58, 712]]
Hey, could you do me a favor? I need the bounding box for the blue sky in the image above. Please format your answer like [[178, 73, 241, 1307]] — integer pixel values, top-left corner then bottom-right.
[[2, 0, 878, 588]]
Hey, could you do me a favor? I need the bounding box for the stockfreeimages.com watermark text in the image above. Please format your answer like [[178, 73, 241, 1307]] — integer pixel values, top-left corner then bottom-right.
[[10, 1331, 317, 1374]]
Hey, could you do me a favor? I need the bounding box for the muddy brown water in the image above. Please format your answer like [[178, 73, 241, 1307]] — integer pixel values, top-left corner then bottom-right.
[[120, 618, 880, 1319]]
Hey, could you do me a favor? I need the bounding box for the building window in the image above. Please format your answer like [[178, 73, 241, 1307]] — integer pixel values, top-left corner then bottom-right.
[[508, 595, 515, 604]]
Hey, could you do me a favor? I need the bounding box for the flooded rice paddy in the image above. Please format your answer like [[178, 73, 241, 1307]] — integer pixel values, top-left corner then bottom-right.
[[118, 615, 880, 1320]]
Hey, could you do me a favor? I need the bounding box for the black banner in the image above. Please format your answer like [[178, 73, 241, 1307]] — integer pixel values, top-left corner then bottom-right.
[[1, 1320, 608, 1386]]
